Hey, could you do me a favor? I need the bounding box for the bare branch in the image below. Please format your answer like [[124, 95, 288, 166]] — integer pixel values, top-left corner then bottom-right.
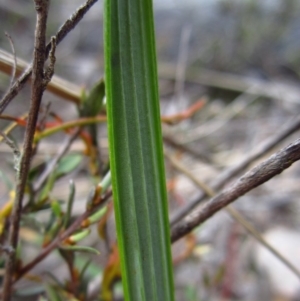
[[171, 138, 300, 242], [2, 1, 50, 299], [165, 149, 300, 279], [0, 0, 99, 114], [171, 116, 300, 225]]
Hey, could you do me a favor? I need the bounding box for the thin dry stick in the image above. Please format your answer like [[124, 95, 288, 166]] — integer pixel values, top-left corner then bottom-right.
[[33, 128, 80, 191], [4, 32, 17, 87], [159, 62, 300, 101], [171, 115, 300, 225], [174, 24, 192, 110], [165, 150, 300, 279], [171, 138, 300, 242], [163, 135, 213, 163], [0, 0, 98, 114], [225, 207, 300, 279], [2, 1, 51, 300], [182, 88, 259, 143]]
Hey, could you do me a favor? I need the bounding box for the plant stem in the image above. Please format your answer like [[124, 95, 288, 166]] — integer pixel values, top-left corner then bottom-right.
[[2, 1, 50, 300], [171, 138, 300, 242]]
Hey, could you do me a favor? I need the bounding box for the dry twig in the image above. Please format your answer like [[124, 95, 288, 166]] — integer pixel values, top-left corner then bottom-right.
[[174, 24, 192, 109], [33, 128, 80, 192], [171, 116, 300, 224], [159, 62, 300, 103], [163, 135, 213, 163], [165, 150, 300, 279], [4, 32, 17, 87], [181, 89, 259, 143], [171, 138, 300, 242], [2, 1, 51, 299]]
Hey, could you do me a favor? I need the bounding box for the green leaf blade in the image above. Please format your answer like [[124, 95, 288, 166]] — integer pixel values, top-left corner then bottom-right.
[[104, 1, 174, 301]]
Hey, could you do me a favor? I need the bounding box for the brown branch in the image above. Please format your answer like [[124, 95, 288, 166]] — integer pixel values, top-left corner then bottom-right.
[[165, 150, 300, 279], [170, 116, 300, 225], [2, 1, 51, 300], [0, 0, 98, 114], [171, 138, 300, 242]]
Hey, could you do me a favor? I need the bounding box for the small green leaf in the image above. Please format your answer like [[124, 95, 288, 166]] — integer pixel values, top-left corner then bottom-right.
[[63, 179, 76, 228], [75, 256, 103, 278], [79, 79, 106, 177], [15, 286, 45, 297], [55, 154, 82, 178], [85, 186, 98, 211], [98, 170, 111, 193], [87, 206, 107, 224], [45, 216, 63, 242], [68, 229, 90, 243], [80, 79, 105, 118], [78, 259, 92, 280], [60, 245, 100, 255], [37, 155, 81, 205], [44, 284, 64, 301], [38, 172, 56, 203], [51, 200, 62, 217]]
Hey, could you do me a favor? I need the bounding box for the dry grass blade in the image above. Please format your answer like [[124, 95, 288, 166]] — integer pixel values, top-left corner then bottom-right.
[[0, 48, 81, 104]]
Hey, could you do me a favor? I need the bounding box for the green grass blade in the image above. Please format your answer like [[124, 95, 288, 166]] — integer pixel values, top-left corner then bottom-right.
[[104, 0, 175, 300]]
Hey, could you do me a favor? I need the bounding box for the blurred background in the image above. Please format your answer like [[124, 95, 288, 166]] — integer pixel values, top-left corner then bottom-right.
[[1, 0, 300, 300]]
